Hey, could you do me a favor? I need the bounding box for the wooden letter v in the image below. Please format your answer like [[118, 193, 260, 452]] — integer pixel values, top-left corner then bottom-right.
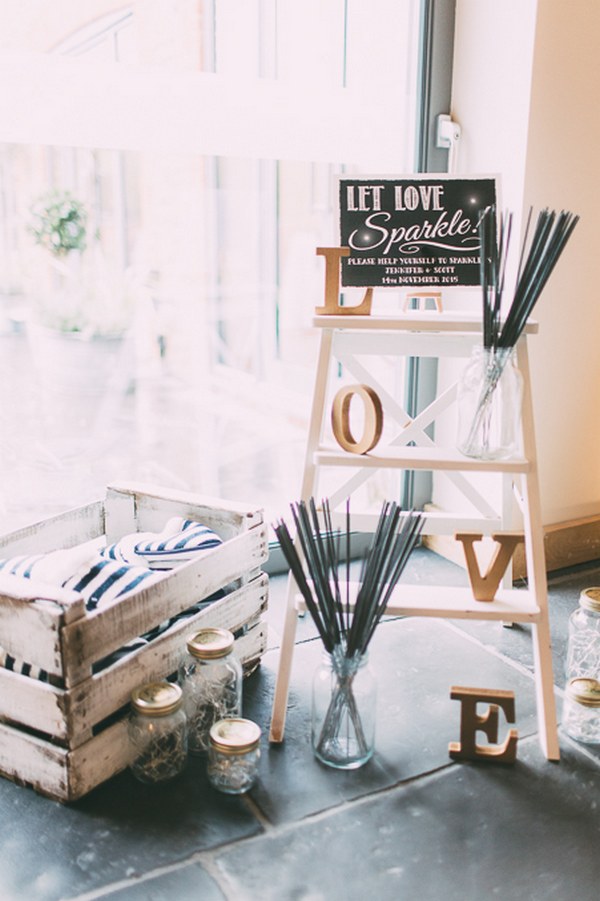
[[455, 532, 524, 602]]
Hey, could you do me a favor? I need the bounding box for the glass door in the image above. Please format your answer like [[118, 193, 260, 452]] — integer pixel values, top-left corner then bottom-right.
[[0, 1, 445, 531]]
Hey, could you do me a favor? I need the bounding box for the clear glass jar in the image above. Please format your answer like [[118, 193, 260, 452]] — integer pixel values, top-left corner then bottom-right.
[[456, 345, 523, 460], [562, 677, 600, 744], [128, 681, 188, 784], [207, 717, 261, 794], [566, 587, 600, 681], [178, 628, 242, 755], [312, 648, 377, 770]]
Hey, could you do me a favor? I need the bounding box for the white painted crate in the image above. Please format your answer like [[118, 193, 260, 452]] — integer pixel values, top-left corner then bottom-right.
[[0, 482, 269, 802]]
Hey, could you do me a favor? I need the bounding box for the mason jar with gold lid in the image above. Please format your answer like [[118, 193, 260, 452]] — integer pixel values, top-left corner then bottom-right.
[[128, 681, 188, 783], [562, 677, 600, 744], [207, 717, 261, 794], [566, 587, 600, 682], [178, 628, 242, 754]]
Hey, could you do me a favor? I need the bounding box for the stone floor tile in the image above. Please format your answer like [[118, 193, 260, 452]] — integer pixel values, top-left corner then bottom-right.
[[0, 761, 261, 901], [243, 615, 547, 824], [215, 737, 600, 901], [93, 862, 226, 901]]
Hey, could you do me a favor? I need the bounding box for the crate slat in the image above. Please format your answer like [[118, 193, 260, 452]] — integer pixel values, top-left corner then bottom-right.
[[0, 500, 105, 556], [0, 574, 85, 674], [106, 482, 264, 542], [61, 525, 268, 687], [0, 720, 69, 800], [0, 668, 68, 739], [67, 717, 131, 802], [65, 574, 268, 745]]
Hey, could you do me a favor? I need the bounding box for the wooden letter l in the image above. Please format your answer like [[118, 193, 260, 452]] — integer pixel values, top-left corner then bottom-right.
[[314, 247, 373, 316]]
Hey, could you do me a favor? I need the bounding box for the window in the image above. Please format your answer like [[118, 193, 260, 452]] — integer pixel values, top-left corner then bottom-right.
[[0, 1, 431, 533]]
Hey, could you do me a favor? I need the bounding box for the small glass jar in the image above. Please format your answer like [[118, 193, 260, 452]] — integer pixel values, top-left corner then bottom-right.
[[128, 681, 188, 784], [456, 345, 523, 460], [207, 717, 261, 794], [312, 648, 377, 770], [562, 677, 600, 744], [566, 587, 600, 681], [178, 628, 242, 755]]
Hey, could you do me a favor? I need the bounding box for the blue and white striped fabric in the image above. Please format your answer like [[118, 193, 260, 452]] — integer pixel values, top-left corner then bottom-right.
[[0, 553, 162, 679], [141, 589, 225, 643], [92, 635, 149, 674], [63, 557, 162, 612], [102, 516, 223, 570], [0, 554, 46, 579], [0, 540, 104, 586], [0, 552, 92, 682], [0, 515, 225, 681], [0, 646, 49, 683]]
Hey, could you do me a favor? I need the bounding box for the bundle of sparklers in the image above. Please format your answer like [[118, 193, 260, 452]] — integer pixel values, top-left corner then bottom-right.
[[273, 498, 424, 659]]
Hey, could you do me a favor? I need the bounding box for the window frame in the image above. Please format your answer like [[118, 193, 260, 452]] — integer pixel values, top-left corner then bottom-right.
[[402, 0, 457, 512]]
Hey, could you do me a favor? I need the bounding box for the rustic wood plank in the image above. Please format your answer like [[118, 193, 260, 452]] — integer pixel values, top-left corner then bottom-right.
[[65, 574, 268, 744], [0, 574, 85, 675], [102, 487, 138, 543], [0, 720, 69, 801], [61, 525, 268, 686], [67, 718, 132, 801], [234, 620, 268, 672], [106, 482, 264, 541], [0, 668, 68, 739], [0, 500, 105, 555]]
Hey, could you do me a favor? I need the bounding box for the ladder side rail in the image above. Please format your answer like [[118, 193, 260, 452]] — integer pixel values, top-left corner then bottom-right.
[[270, 328, 335, 742], [516, 335, 560, 760]]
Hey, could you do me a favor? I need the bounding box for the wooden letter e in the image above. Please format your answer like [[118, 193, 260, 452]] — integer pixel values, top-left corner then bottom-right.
[[449, 686, 518, 763]]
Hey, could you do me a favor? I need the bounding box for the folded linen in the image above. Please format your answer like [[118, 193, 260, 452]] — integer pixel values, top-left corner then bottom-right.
[[0, 515, 225, 682], [0, 538, 103, 585], [62, 557, 163, 612], [101, 516, 223, 569]]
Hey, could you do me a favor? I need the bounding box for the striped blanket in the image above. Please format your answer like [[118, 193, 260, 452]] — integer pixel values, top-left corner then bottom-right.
[[0, 516, 223, 681]]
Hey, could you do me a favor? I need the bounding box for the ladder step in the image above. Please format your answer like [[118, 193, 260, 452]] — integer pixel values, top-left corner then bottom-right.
[[331, 510, 504, 537], [314, 446, 530, 473], [296, 583, 540, 622]]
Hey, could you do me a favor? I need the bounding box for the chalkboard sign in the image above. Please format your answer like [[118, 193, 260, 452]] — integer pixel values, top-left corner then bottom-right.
[[339, 176, 497, 289]]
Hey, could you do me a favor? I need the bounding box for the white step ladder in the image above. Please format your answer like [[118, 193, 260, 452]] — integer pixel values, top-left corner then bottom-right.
[[269, 309, 559, 761]]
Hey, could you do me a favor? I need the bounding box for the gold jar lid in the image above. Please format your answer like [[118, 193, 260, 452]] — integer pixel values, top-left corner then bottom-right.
[[209, 718, 261, 755], [131, 681, 183, 716], [579, 588, 600, 613], [186, 628, 235, 660], [565, 677, 600, 707]]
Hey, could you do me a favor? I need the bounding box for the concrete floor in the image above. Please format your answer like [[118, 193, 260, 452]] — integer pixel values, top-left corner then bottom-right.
[[0, 547, 599, 901]]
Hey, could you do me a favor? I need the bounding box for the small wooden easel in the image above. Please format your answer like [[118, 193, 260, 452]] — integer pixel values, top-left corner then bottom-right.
[[269, 248, 559, 762]]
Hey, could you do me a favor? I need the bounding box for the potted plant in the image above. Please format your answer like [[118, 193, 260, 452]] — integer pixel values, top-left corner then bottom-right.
[[27, 189, 136, 337], [25, 189, 136, 401], [28, 189, 88, 259]]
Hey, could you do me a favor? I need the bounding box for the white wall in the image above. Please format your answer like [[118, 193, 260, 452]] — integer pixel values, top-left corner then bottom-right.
[[431, 0, 538, 517], [451, 0, 538, 229], [433, 0, 600, 527], [522, 0, 600, 523]]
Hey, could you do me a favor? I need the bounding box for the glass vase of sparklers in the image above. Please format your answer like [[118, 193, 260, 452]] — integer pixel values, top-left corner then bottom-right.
[[457, 205, 579, 460], [457, 344, 523, 460], [312, 645, 377, 769], [275, 498, 423, 770]]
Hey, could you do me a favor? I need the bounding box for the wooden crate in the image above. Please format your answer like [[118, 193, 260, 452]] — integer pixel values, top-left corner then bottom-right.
[[0, 482, 269, 802]]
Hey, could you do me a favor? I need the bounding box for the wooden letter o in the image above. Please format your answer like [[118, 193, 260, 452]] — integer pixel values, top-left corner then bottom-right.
[[331, 384, 383, 454]]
